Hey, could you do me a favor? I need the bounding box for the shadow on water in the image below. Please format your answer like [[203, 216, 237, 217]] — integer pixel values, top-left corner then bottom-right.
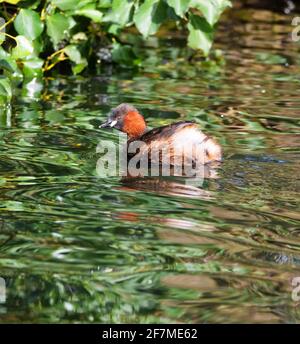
[[0, 5, 300, 323]]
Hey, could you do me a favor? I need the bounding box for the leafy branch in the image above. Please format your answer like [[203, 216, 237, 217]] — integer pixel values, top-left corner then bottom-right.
[[0, 0, 231, 101]]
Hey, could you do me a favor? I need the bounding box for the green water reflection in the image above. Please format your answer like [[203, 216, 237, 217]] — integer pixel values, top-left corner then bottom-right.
[[0, 7, 299, 323]]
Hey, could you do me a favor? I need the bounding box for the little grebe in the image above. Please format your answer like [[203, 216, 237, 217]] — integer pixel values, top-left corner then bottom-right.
[[99, 103, 222, 165]]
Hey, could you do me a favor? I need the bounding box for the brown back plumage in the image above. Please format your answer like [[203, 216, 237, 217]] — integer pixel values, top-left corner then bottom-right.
[[128, 121, 222, 165]]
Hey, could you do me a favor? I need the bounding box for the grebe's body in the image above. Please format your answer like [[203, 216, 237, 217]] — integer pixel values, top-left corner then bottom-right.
[[134, 121, 221, 165], [100, 104, 222, 166]]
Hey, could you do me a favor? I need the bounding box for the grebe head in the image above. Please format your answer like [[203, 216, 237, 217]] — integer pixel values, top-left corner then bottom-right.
[[99, 103, 147, 139]]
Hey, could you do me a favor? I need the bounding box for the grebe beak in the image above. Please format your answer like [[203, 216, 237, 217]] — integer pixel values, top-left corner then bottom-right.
[[99, 119, 117, 128]]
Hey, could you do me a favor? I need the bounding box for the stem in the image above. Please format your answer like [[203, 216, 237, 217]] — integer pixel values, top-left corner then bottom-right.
[[0, 13, 16, 31], [44, 57, 68, 72], [1, 32, 18, 43], [1, 3, 9, 21], [47, 48, 66, 61], [43, 49, 69, 72]]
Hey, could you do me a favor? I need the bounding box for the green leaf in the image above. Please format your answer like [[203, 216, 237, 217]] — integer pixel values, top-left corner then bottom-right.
[[167, 0, 190, 17], [190, 0, 231, 26], [71, 32, 88, 42], [0, 76, 12, 99], [0, 0, 21, 4], [108, 24, 121, 35], [98, 0, 111, 8], [187, 14, 213, 55], [64, 45, 87, 74], [64, 45, 81, 64], [72, 63, 86, 74], [111, 42, 140, 67], [0, 59, 14, 73], [75, 5, 103, 23], [14, 9, 44, 40], [51, 0, 81, 11], [11, 35, 34, 59], [33, 37, 43, 55], [134, 0, 168, 37], [22, 58, 44, 79], [0, 47, 8, 59], [46, 13, 75, 47], [0, 48, 23, 82], [104, 0, 134, 26]]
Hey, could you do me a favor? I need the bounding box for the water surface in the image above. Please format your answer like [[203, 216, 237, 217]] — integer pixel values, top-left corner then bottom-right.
[[0, 7, 299, 323]]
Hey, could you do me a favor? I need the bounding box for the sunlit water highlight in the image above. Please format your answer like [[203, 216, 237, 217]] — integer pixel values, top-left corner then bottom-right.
[[0, 7, 299, 323]]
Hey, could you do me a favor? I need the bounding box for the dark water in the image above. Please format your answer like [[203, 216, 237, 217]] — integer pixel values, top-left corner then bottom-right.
[[0, 8, 299, 323]]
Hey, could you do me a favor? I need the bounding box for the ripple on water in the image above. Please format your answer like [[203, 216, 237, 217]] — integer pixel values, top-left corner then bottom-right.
[[0, 7, 300, 323]]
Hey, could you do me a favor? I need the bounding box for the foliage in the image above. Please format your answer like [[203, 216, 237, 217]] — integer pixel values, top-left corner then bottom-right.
[[0, 0, 231, 100]]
